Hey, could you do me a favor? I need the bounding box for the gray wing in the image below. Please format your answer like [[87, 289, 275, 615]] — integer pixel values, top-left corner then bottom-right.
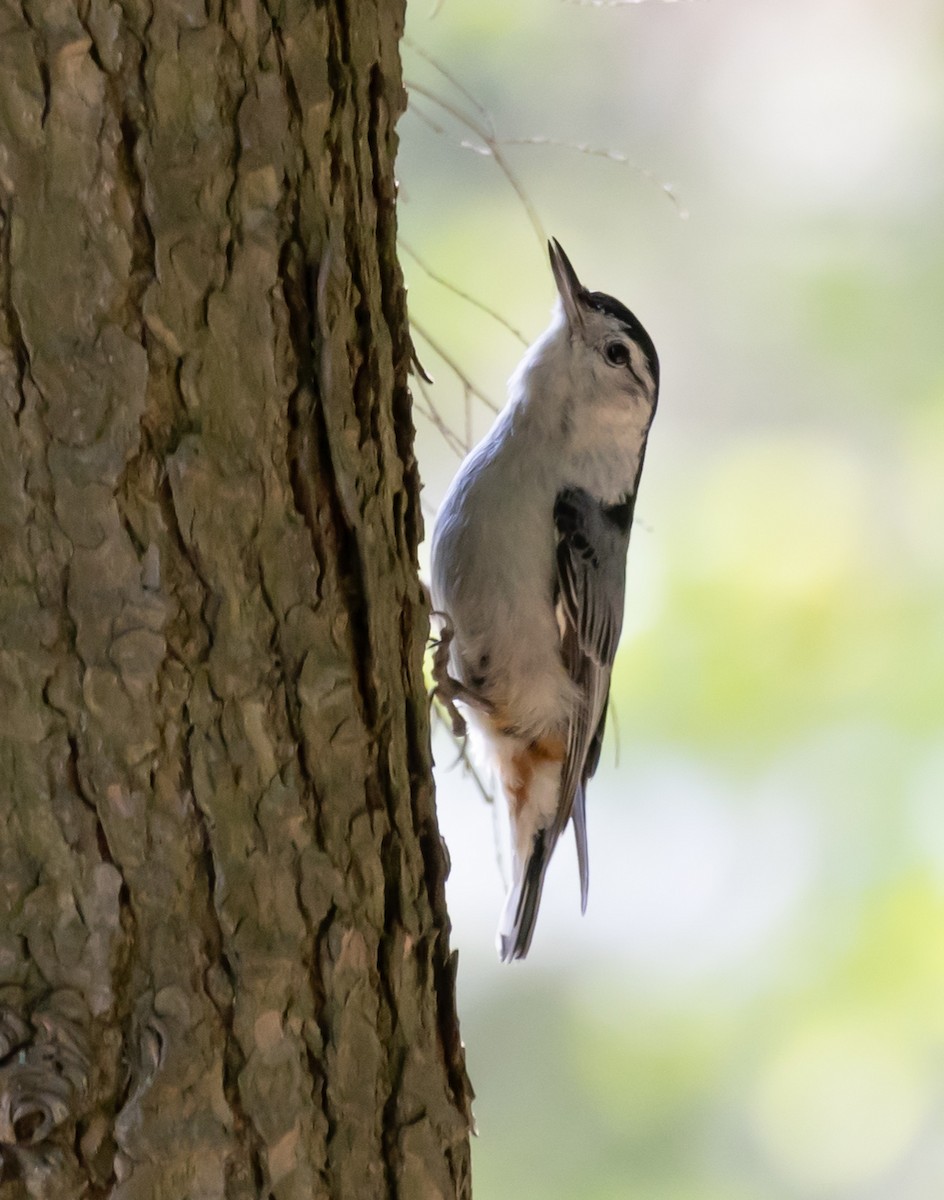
[[553, 487, 635, 907]]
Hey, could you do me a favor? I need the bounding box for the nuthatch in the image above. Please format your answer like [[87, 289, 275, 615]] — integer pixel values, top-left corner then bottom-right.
[[431, 239, 659, 961]]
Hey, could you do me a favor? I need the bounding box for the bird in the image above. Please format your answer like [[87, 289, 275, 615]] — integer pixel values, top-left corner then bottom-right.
[[430, 238, 659, 961]]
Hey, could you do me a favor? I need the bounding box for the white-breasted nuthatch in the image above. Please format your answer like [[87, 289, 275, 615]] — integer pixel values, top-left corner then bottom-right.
[[430, 239, 660, 961]]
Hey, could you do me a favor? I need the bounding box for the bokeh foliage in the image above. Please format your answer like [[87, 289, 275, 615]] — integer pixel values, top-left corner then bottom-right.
[[399, 1, 944, 1195]]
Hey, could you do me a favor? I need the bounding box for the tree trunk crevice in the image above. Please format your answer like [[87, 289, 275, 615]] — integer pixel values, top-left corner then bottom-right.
[[0, 2, 472, 1197]]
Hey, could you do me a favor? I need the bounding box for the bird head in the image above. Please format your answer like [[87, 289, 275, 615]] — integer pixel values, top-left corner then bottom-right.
[[547, 238, 659, 414]]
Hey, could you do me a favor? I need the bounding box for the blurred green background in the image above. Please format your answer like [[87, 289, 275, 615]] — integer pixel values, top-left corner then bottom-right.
[[397, 1, 944, 1196]]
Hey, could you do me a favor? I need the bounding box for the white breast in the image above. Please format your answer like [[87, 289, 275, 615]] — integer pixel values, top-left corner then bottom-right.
[[561, 402, 648, 503]]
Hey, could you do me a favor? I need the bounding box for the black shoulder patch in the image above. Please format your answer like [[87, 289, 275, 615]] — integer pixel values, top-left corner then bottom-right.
[[553, 488, 581, 533], [604, 496, 633, 535]]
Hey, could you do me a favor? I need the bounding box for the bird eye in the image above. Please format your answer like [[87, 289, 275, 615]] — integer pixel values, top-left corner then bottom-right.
[[605, 342, 629, 367]]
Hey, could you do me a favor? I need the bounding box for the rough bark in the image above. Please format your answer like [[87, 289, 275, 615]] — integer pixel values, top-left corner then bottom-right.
[[0, 1, 472, 1197]]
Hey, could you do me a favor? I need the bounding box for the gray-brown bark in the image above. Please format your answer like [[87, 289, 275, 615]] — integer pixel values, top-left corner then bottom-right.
[[0, 1, 473, 1197]]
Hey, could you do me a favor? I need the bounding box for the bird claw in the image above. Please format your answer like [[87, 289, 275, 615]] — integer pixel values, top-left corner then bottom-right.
[[429, 611, 497, 738], [429, 614, 470, 737]]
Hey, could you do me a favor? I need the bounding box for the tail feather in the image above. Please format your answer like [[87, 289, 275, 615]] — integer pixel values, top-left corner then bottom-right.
[[572, 783, 590, 914], [497, 829, 552, 962]]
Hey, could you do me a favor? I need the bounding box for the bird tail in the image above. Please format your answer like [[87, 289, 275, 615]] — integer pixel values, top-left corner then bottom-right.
[[497, 829, 553, 962], [572, 782, 590, 914]]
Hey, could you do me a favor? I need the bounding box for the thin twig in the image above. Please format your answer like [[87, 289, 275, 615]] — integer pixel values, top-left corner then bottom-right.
[[411, 317, 501, 414], [400, 239, 530, 346], [566, 0, 693, 5], [405, 81, 547, 250], [403, 38, 495, 131], [408, 102, 448, 138], [499, 135, 689, 219], [431, 699, 495, 807], [413, 374, 470, 458]]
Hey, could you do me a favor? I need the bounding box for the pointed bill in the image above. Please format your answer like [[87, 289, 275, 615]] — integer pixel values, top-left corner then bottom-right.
[[548, 238, 585, 331]]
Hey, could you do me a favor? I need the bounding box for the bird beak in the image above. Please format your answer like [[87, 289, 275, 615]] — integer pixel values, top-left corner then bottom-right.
[[548, 238, 586, 332]]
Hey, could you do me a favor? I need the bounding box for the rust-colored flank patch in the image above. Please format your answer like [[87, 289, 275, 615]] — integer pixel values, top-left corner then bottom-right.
[[503, 734, 566, 817]]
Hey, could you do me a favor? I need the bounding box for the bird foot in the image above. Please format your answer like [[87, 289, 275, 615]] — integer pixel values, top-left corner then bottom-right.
[[428, 612, 494, 738]]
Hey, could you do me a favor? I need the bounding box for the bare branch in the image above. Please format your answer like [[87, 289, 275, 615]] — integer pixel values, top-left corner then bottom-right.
[[407, 101, 448, 138], [400, 239, 530, 346], [403, 38, 495, 132], [430, 700, 496, 807], [411, 317, 501, 415], [499, 135, 689, 219], [412, 374, 470, 459], [566, 0, 695, 6], [405, 81, 547, 249]]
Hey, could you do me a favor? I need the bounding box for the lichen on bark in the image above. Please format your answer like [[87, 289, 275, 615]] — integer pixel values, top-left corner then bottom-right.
[[0, 2, 472, 1197]]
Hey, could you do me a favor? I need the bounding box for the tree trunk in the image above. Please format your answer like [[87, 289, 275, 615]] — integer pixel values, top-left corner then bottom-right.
[[0, 2, 472, 1197]]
